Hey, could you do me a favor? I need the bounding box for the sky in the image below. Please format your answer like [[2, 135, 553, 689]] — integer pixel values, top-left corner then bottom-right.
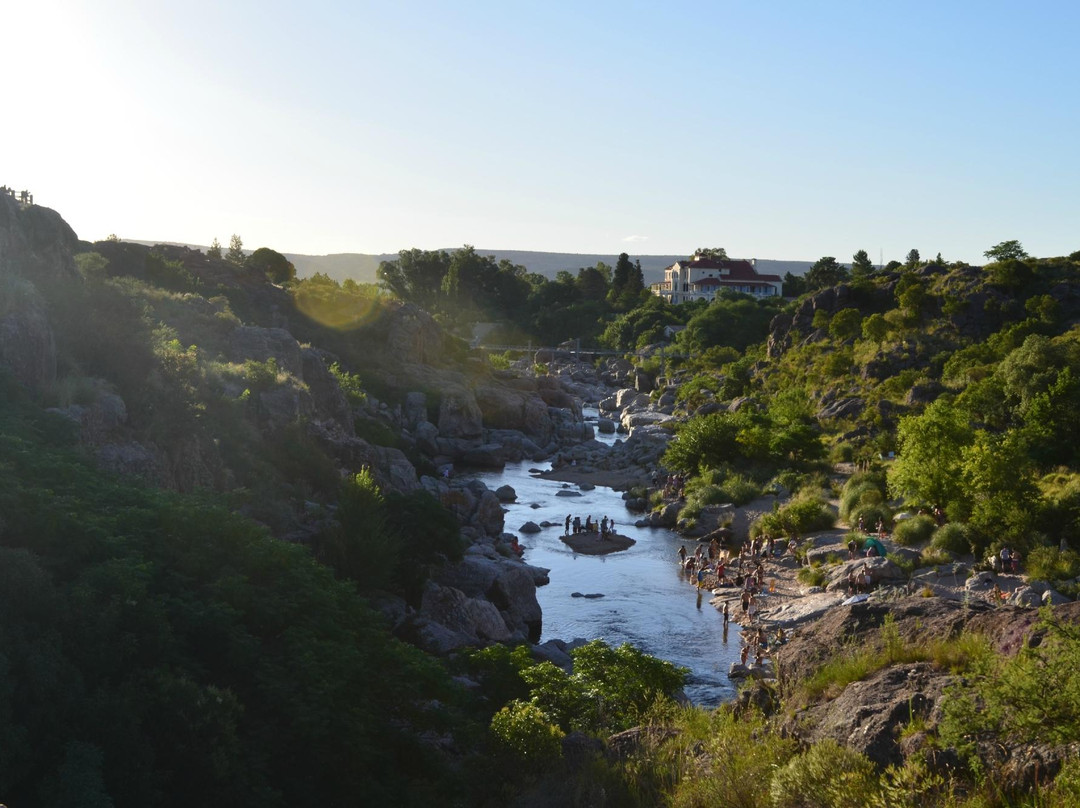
[[6, 0, 1080, 264]]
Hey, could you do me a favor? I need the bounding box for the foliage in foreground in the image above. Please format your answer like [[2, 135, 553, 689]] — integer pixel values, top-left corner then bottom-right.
[[0, 376, 464, 807]]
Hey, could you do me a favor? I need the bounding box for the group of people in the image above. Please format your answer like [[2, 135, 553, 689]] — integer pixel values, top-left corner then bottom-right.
[[846, 566, 875, 595], [677, 535, 785, 591], [856, 516, 889, 540], [655, 472, 686, 501], [564, 514, 615, 540], [991, 546, 1021, 574], [0, 186, 33, 205], [739, 624, 786, 667]]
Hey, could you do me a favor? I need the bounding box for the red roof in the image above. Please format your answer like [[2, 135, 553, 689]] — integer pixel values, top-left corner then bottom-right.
[[674, 257, 782, 284]]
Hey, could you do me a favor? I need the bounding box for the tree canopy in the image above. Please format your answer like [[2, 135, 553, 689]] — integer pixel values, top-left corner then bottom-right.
[[805, 256, 849, 290], [984, 239, 1029, 262], [245, 247, 296, 284]]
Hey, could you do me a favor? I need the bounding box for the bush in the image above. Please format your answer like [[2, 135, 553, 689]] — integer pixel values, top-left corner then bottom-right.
[[663, 412, 740, 474], [797, 565, 827, 588], [848, 503, 893, 534], [839, 474, 887, 522], [831, 442, 855, 463], [892, 515, 936, 547], [919, 546, 953, 568], [1026, 546, 1080, 582], [770, 739, 879, 808], [931, 523, 971, 555], [489, 701, 565, 774], [754, 495, 836, 539], [682, 472, 762, 517]]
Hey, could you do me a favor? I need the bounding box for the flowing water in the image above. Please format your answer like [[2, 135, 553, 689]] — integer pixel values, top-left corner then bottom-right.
[[465, 410, 743, 706]]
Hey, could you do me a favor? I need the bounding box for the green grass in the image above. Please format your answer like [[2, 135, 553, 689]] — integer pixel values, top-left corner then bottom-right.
[[797, 564, 828, 588], [797, 616, 991, 705]]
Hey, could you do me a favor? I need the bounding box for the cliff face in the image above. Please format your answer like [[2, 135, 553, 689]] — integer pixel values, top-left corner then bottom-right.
[[0, 196, 81, 391]]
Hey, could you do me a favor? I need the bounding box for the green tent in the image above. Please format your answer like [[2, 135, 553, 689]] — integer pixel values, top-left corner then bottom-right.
[[862, 536, 887, 557]]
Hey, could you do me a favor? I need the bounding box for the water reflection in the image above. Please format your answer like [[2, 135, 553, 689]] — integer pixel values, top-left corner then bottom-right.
[[464, 441, 743, 706]]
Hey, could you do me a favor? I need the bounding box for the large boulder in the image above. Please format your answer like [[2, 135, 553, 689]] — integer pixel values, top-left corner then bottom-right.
[[437, 388, 484, 440], [790, 662, 949, 766], [229, 326, 303, 377], [824, 557, 906, 592], [382, 303, 450, 365], [474, 382, 554, 443], [434, 553, 548, 642], [418, 582, 512, 645], [0, 196, 81, 286], [473, 489, 506, 537]]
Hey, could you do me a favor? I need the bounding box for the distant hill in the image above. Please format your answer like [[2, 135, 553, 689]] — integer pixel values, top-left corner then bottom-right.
[[128, 242, 814, 286]]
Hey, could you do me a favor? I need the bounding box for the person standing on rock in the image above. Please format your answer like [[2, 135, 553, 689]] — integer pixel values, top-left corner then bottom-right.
[[565, 514, 571, 534], [573, 516, 581, 534], [678, 545, 687, 563]]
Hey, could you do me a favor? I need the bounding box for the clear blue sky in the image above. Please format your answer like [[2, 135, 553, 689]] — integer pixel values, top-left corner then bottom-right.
[[7, 0, 1079, 264]]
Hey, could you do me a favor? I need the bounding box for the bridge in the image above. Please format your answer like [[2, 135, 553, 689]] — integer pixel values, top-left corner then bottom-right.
[[474, 342, 693, 361]]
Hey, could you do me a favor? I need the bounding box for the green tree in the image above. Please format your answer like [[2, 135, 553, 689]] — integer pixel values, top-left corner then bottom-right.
[[245, 246, 296, 284], [829, 308, 863, 341], [226, 234, 244, 265], [207, 237, 222, 259], [576, 265, 609, 302], [610, 252, 645, 309], [805, 256, 849, 290], [960, 430, 1037, 542], [851, 249, 875, 282], [783, 271, 808, 297], [888, 397, 974, 512], [377, 248, 451, 310], [861, 312, 889, 343], [905, 248, 920, 268], [693, 247, 728, 260], [984, 239, 1029, 263]]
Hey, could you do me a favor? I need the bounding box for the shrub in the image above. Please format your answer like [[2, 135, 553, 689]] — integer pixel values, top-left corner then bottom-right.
[[919, 547, 953, 568], [831, 441, 855, 463], [663, 412, 740, 474], [754, 496, 836, 539], [487, 351, 512, 370], [489, 701, 565, 774], [1025, 546, 1080, 582], [244, 357, 281, 392], [770, 739, 879, 808], [839, 475, 887, 522], [797, 565, 827, 588], [931, 522, 971, 555], [670, 709, 796, 808], [848, 504, 893, 534], [892, 515, 936, 547]]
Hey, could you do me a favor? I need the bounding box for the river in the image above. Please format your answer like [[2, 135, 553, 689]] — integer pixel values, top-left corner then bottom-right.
[[465, 410, 744, 706]]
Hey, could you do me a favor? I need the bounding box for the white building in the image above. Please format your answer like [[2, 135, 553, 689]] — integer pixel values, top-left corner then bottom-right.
[[650, 255, 783, 304]]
